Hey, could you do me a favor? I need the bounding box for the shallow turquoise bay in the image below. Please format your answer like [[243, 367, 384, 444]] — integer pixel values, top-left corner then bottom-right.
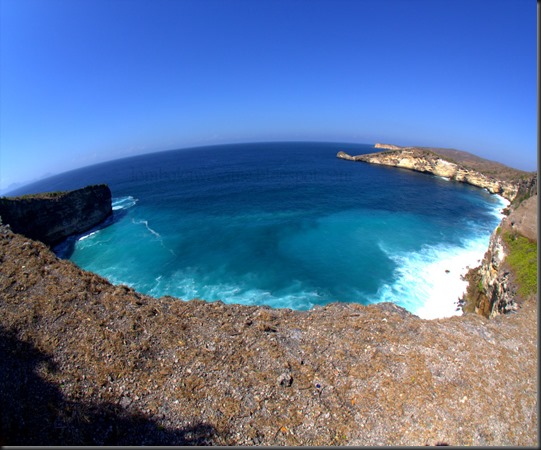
[[19, 142, 505, 318]]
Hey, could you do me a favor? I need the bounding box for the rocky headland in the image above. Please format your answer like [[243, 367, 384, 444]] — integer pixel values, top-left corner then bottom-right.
[[337, 144, 534, 201], [338, 144, 537, 320], [0, 172, 538, 445], [0, 184, 112, 247]]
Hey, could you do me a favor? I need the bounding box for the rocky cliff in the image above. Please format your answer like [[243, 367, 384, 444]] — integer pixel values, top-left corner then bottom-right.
[[337, 148, 520, 201], [339, 145, 537, 321], [463, 195, 537, 318], [0, 185, 112, 247], [463, 227, 516, 318], [511, 175, 538, 209]]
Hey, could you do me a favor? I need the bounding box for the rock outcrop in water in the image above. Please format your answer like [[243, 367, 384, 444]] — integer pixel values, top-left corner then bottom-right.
[[337, 147, 523, 201], [0, 185, 112, 247]]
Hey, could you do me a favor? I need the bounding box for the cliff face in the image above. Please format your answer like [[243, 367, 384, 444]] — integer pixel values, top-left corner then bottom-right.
[[511, 175, 538, 208], [0, 185, 112, 247], [507, 195, 537, 241], [463, 195, 537, 318], [337, 149, 519, 201], [467, 228, 516, 317]]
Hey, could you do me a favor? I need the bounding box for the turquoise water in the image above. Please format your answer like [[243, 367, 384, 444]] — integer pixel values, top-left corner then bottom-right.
[[13, 142, 506, 318]]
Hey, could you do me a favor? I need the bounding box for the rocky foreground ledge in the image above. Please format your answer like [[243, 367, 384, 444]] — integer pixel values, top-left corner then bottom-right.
[[0, 221, 538, 445], [337, 145, 534, 201]]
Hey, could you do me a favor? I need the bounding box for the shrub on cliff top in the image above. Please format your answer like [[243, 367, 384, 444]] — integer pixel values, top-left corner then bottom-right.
[[503, 232, 537, 299]]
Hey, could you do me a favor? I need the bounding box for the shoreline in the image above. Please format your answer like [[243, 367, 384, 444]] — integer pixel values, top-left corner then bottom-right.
[[337, 145, 528, 319], [369, 193, 509, 320]]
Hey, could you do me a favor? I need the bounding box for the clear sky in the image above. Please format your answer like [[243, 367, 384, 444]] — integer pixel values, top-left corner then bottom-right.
[[0, 0, 537, 193]]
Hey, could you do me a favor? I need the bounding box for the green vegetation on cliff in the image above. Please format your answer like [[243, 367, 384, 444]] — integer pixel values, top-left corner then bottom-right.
[[503, 232, 538, 299]]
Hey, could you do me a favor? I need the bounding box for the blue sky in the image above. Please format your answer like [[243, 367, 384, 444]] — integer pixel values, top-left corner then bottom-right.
[[0, 0, 536, 193]]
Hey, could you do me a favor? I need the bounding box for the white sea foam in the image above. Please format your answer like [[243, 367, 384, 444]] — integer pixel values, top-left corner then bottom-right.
[[112, 196, 138, 210], [204, 286, 318, 310], [147, 270, 318, 310], [132, 219, 161, 238], [131, 218, 176, 256], [374, 239, 486, 319], [78, 230, 99, 241], [493, 194, 510, 215], [374, 198, 507, 320]]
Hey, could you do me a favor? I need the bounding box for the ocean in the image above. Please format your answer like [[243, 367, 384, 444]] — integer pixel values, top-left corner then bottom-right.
[[9, 142, 507, 319]]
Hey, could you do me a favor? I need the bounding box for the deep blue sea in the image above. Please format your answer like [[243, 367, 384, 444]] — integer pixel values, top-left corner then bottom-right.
[[10, 142, 507, 318]]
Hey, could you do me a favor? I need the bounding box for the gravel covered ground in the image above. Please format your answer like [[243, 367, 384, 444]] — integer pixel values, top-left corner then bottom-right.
[[0, 225, 537, 446]]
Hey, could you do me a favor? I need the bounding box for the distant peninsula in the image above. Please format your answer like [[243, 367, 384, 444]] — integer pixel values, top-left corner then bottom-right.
[[337, 143, 535, 202]]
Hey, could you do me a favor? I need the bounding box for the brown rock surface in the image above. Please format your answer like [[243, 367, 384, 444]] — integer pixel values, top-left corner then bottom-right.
[[0, 226, 537, 445], [374, 143, 403, 150], [507, 195, 538, 242]]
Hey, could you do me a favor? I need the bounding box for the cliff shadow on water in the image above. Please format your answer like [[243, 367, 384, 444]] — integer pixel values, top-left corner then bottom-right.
[[0, 325, 220, 445], [53, 207, 128, 260]]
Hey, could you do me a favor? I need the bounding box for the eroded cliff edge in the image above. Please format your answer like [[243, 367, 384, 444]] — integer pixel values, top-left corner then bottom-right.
[[0, 184, 112, 247]]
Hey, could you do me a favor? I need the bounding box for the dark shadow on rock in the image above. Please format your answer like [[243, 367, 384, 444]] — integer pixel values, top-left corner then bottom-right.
[[0, 326, 218, 445]]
